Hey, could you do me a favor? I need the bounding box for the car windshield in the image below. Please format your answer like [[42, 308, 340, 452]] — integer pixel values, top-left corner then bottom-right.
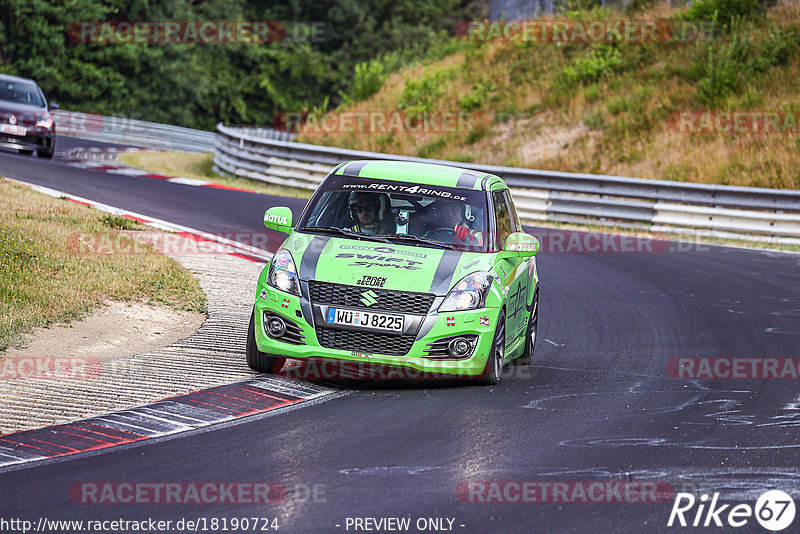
[[299, 175, 489, 252], [0, 80, 44, 107]]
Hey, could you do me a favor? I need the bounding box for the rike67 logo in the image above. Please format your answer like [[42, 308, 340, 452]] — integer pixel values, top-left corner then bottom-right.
[[668, 490, 795, 531]]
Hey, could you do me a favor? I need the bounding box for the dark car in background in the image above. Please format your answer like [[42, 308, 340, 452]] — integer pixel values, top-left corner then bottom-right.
[[0, 74, 57, 158]]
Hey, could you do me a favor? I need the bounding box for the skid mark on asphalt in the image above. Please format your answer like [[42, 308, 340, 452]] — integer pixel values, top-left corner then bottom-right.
[[0, 376, 333, 470], [765, 327, 800, 334], [520, 368, 800, 450]]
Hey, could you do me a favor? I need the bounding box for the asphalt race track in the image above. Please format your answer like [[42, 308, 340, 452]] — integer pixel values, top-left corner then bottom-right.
[[1, 137, 799, 533]]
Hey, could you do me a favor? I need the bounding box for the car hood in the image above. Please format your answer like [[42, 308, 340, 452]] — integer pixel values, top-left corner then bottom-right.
[[0, 102, 46, 114], [285, 233, 495, 296]]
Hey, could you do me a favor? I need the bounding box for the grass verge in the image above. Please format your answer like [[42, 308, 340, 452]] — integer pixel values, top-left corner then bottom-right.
[[0, 180, 207, 352], [117, 151, 312, 199], [298, 1, 800, 189]]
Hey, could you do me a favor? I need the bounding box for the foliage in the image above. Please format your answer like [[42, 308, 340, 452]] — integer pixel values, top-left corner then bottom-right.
[[561, 44, 623, 85], [682, 0, 768, 30], [0, 0, 482, 129], [690, 26, 798, 105], [458, 80, 496, 111], [397, 70, 450, 112]]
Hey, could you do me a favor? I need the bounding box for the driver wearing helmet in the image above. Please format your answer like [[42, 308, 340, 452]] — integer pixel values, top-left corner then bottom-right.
[[430, 200, 483, 245], [348, 192, 387, 235]]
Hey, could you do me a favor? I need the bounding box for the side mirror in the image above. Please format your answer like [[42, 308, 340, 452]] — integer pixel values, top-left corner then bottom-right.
[[499, 232, 539, 259], [48, 102, 60, 111], [263, 206, 293, 234]]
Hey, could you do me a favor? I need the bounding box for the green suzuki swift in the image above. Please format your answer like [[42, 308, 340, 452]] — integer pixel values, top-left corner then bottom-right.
[[248, 160, 540, 385]]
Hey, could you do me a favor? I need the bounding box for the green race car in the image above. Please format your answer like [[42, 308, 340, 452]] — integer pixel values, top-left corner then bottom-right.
[[247, 160, 540, 385]]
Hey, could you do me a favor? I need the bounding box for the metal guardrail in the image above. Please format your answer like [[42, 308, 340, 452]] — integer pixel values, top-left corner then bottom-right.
[[53, 110, 217, 152], [214, 123, 800, 241]]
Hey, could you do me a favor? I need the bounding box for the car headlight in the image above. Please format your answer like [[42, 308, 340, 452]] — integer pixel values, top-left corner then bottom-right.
[[439, 271, 491, 312], [267, 249, 301, 296], [36, 116, 54, 130]]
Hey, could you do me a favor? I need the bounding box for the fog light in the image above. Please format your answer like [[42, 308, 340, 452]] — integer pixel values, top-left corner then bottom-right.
[[267, 316, 287, 338], [447, 337, 472, 358]]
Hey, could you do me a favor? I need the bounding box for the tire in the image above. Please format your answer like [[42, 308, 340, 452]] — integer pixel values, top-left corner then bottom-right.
[[19, 149, 33, 156], [37, 149, 54, 159], [246, 309, 284, 373], [477, 314, 505, 385], [515, 291, 538, 365]]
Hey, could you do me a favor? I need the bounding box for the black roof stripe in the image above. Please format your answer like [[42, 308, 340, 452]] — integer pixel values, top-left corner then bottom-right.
[[342, 161, 370, 177], [456, 171, 479, 189], [330, 162, 348, 174]]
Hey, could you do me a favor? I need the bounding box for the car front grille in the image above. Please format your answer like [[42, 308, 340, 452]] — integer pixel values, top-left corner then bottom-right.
[[308, 281, 434, 315], [316, 327, 416, 356]]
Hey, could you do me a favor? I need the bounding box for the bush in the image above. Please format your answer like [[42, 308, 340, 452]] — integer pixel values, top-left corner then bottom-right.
[[561, 45, 623, 85], [690, 26, 797, 105], [340, 31, 465, 105], [554, 0, 602, 14], [693, 34, 751, 104], [458, 81, 496, 111], [683, 0, 767, 30], [417, 137, 448, 158], [398, 70, 449, 112], [347, 60, 387, 103], [751, 29, 798, 72]]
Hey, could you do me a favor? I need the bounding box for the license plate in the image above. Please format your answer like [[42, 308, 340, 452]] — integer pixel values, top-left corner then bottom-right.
[[0, 124, 26, 136], [327, 307, 404, 332]]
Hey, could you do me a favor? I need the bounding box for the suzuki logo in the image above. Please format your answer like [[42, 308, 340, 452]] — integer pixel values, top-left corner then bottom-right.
[[360, 290, 378, 307], [8, 114, 16, 125]]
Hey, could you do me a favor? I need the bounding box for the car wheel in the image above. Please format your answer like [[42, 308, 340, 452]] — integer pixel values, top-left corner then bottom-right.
[[515, 291, 538, 365], [246, 309, 285, 374], [19, 149, 33, 156], [37, 149, 54, 159], [478, 314, 505, 385]]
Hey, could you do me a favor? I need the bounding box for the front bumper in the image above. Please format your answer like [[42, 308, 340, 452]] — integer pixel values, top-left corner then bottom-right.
[[253, 286, 500, 379], [0, 130, 54, 152]]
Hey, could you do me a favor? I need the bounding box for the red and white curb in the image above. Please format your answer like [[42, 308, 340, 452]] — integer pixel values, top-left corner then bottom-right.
[[3, 177, 271, 264], [0, 376, 335, 469], [1, 175, 342, 469], [59, 147, 260, 194]]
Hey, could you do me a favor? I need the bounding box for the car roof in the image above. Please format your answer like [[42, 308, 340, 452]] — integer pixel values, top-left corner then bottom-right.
[[0, 74, 39, 85], [331, 160, 505, 191]]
